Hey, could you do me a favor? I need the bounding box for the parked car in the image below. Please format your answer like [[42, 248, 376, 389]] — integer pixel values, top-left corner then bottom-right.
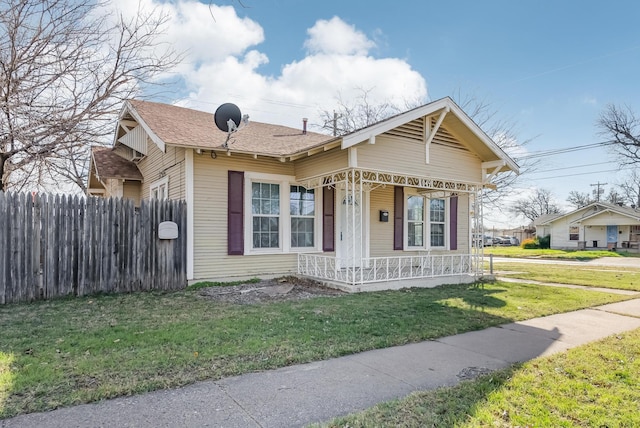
[[473, 234, 493, 247], [494, 236, 519, 246]]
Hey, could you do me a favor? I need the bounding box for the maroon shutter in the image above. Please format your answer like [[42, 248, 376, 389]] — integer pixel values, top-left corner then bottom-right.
[[228, 171, 244, 255], [393, 186, 404, 250], [323, 187, 335, 252], [449, 195, 458, 250]]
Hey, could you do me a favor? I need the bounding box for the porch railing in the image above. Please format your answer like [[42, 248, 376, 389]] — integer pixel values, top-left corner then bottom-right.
[[298, 253, 476, 286]]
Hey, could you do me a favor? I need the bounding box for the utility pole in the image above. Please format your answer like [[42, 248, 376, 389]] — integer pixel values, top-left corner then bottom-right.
[[590, 181, 607, 202]]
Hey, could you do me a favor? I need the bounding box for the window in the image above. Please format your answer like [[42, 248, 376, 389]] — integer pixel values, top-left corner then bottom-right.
[[407, 195, 424, 247], [243, 173, 322, 254], [569, 226, 579, 241], [404, 191, 447, 249], [252, 182, 280, 249], [150, 177, 168, 200], [430, 199, 446, 247], [290, 186, 315, 247]]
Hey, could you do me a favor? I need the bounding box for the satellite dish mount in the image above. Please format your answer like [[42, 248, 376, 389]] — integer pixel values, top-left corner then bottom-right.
[[214, 103, 249, 148]]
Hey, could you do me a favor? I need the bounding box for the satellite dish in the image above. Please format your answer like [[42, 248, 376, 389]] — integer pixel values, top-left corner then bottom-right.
[[214, 103, 242, 133]]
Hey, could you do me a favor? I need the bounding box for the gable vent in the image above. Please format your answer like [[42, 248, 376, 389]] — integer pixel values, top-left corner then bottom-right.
[[431, 118, 467, 151], [383, 118, 424, 142]]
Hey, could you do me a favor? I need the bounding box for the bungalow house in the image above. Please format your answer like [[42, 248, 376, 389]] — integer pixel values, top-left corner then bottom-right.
[[534, 202, 640, 251], [87, 97, 519, 291]]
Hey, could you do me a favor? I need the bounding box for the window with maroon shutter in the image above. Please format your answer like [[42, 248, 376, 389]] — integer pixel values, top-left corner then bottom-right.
[[228, 171, 244, 255]]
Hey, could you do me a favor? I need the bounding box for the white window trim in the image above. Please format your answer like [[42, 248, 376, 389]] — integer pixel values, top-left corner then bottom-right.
[[150, 176, 169, 200], [243, 172, 322, 255], [403, 188, 449, 250]]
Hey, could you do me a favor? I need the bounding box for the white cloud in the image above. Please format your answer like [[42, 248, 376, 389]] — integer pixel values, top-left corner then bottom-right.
[[105, 1, 428, 129], [303, 16, 375, 56]]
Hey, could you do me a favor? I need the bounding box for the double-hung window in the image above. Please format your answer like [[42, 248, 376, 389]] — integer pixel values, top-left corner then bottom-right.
[[290, 185, 315, 248], [407, 195, 424, 247], [245, 173, 320, 254], [429, 198, 446, 247], [569, 226, 579, 241], [252, 182, 280, 249], [405, 190, 447, 249], [150, 177, 168, 200]]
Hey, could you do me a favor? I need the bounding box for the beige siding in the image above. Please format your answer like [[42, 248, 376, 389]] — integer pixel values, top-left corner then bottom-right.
[[357, 135, 482, 183], [137, 140, 186, 201], [122, 181, 141, 205], [192, 153, 299, 281], [294, 147, 348, 179], [368, 187, 470, 257], [369, 186, 395, 257], [455, 194, 471, 253]]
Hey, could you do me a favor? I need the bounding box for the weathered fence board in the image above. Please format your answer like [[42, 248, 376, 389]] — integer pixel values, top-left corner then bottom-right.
[[0, 192, 187, 304]]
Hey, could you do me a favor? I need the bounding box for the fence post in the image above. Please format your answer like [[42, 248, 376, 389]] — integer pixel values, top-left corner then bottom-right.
[[489, 253, 494, 275]]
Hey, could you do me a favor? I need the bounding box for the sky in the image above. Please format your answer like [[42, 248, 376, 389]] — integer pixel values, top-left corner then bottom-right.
[[110, 0, 640, 228]]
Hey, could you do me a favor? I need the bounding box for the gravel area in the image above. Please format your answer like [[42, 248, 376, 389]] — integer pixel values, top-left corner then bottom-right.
[[197, 276, 345, 304]]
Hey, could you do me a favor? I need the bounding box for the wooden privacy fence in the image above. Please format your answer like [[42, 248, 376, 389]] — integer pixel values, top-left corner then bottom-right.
[[0, 192, 187, 304]]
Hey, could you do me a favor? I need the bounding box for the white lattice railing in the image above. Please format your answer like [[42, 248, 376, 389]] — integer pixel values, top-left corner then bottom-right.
[[298, 253, 476, 286]]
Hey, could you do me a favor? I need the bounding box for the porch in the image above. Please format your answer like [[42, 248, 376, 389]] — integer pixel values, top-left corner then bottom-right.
[[298, 253, 481, 292], [295, 167, 487, 292]]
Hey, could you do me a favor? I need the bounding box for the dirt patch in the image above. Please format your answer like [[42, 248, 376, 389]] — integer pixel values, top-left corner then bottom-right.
[[197, 276, 345, 304]]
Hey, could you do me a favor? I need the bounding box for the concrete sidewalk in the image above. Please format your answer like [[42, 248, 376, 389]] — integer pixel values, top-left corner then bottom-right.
[[3, 299, 640, 428]]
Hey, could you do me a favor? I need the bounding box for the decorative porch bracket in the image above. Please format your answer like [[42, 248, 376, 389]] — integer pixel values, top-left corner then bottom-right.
[[424, 106, 449, 164]]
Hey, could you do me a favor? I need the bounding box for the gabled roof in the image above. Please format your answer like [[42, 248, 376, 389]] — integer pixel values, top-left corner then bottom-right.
[[567, 202, 640, 224], [540, 202, 640, 225], [340, 97, 519, 174], [118, 98, 518, 174], [91, 147, 143, 181], [533, 212, 565, 226], [122, 100, 334, 157]]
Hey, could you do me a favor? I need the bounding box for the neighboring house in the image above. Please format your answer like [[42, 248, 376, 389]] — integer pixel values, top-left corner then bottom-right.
[[87, 146, 143, 204], [534, 202, 640, 251], [87, 97, 518, 290]]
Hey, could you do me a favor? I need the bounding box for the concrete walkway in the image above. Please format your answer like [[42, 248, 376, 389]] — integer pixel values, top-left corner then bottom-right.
[[3, 298, 640, 428]]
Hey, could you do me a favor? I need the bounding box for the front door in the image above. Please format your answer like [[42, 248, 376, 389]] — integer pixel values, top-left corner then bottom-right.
[[337, 189, 368, 268], [607, 225, 618, 245]]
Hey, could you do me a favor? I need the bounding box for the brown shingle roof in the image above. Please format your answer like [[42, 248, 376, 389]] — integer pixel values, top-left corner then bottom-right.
[[128, 99, 336, 156], [92, 147, 143, 181]]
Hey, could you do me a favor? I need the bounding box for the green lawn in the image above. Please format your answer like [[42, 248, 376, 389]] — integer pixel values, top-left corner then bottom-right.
[[492, 262, 640, 292], [322, 327, 640, 427], [0, 281, 631, 419], [483, 246, 639, 259]]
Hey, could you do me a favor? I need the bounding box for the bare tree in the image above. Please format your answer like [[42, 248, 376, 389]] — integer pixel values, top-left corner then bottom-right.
[[615, 169, 640, 207], [0, 0, 180, 192], [597, 104, 640, 166], [317, 87, 407, 136], [453, 92, 538, 208], [509, 188, 562, 222], [566, 190, 594, 209]]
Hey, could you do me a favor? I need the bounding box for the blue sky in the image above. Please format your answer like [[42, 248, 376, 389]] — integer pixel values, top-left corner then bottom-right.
[[115, 0, 640, 227]]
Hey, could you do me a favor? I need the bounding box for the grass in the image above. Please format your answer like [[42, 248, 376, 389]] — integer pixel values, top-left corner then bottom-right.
[[492, 262, 640, 292], [322, 328, 640, 427], [0, 281, 632, 419], [483, 246, 630, 260]]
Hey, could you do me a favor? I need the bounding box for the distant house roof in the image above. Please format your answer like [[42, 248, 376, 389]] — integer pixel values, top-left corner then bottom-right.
[[535, 202, 640, 225], [91, 147, 143, 181], [124, 99, 335, 157], [533, 212, 565, 226]]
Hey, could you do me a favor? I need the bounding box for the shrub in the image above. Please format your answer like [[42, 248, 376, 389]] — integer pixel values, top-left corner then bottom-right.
[[538, 235, 551, 249], [521, 238, 538, 249]]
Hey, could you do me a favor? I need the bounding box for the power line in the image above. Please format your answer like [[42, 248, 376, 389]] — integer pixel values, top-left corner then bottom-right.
[[529, 160, 618, 174], [533, 166, 635, 180], [515, 141, 614, 160]]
